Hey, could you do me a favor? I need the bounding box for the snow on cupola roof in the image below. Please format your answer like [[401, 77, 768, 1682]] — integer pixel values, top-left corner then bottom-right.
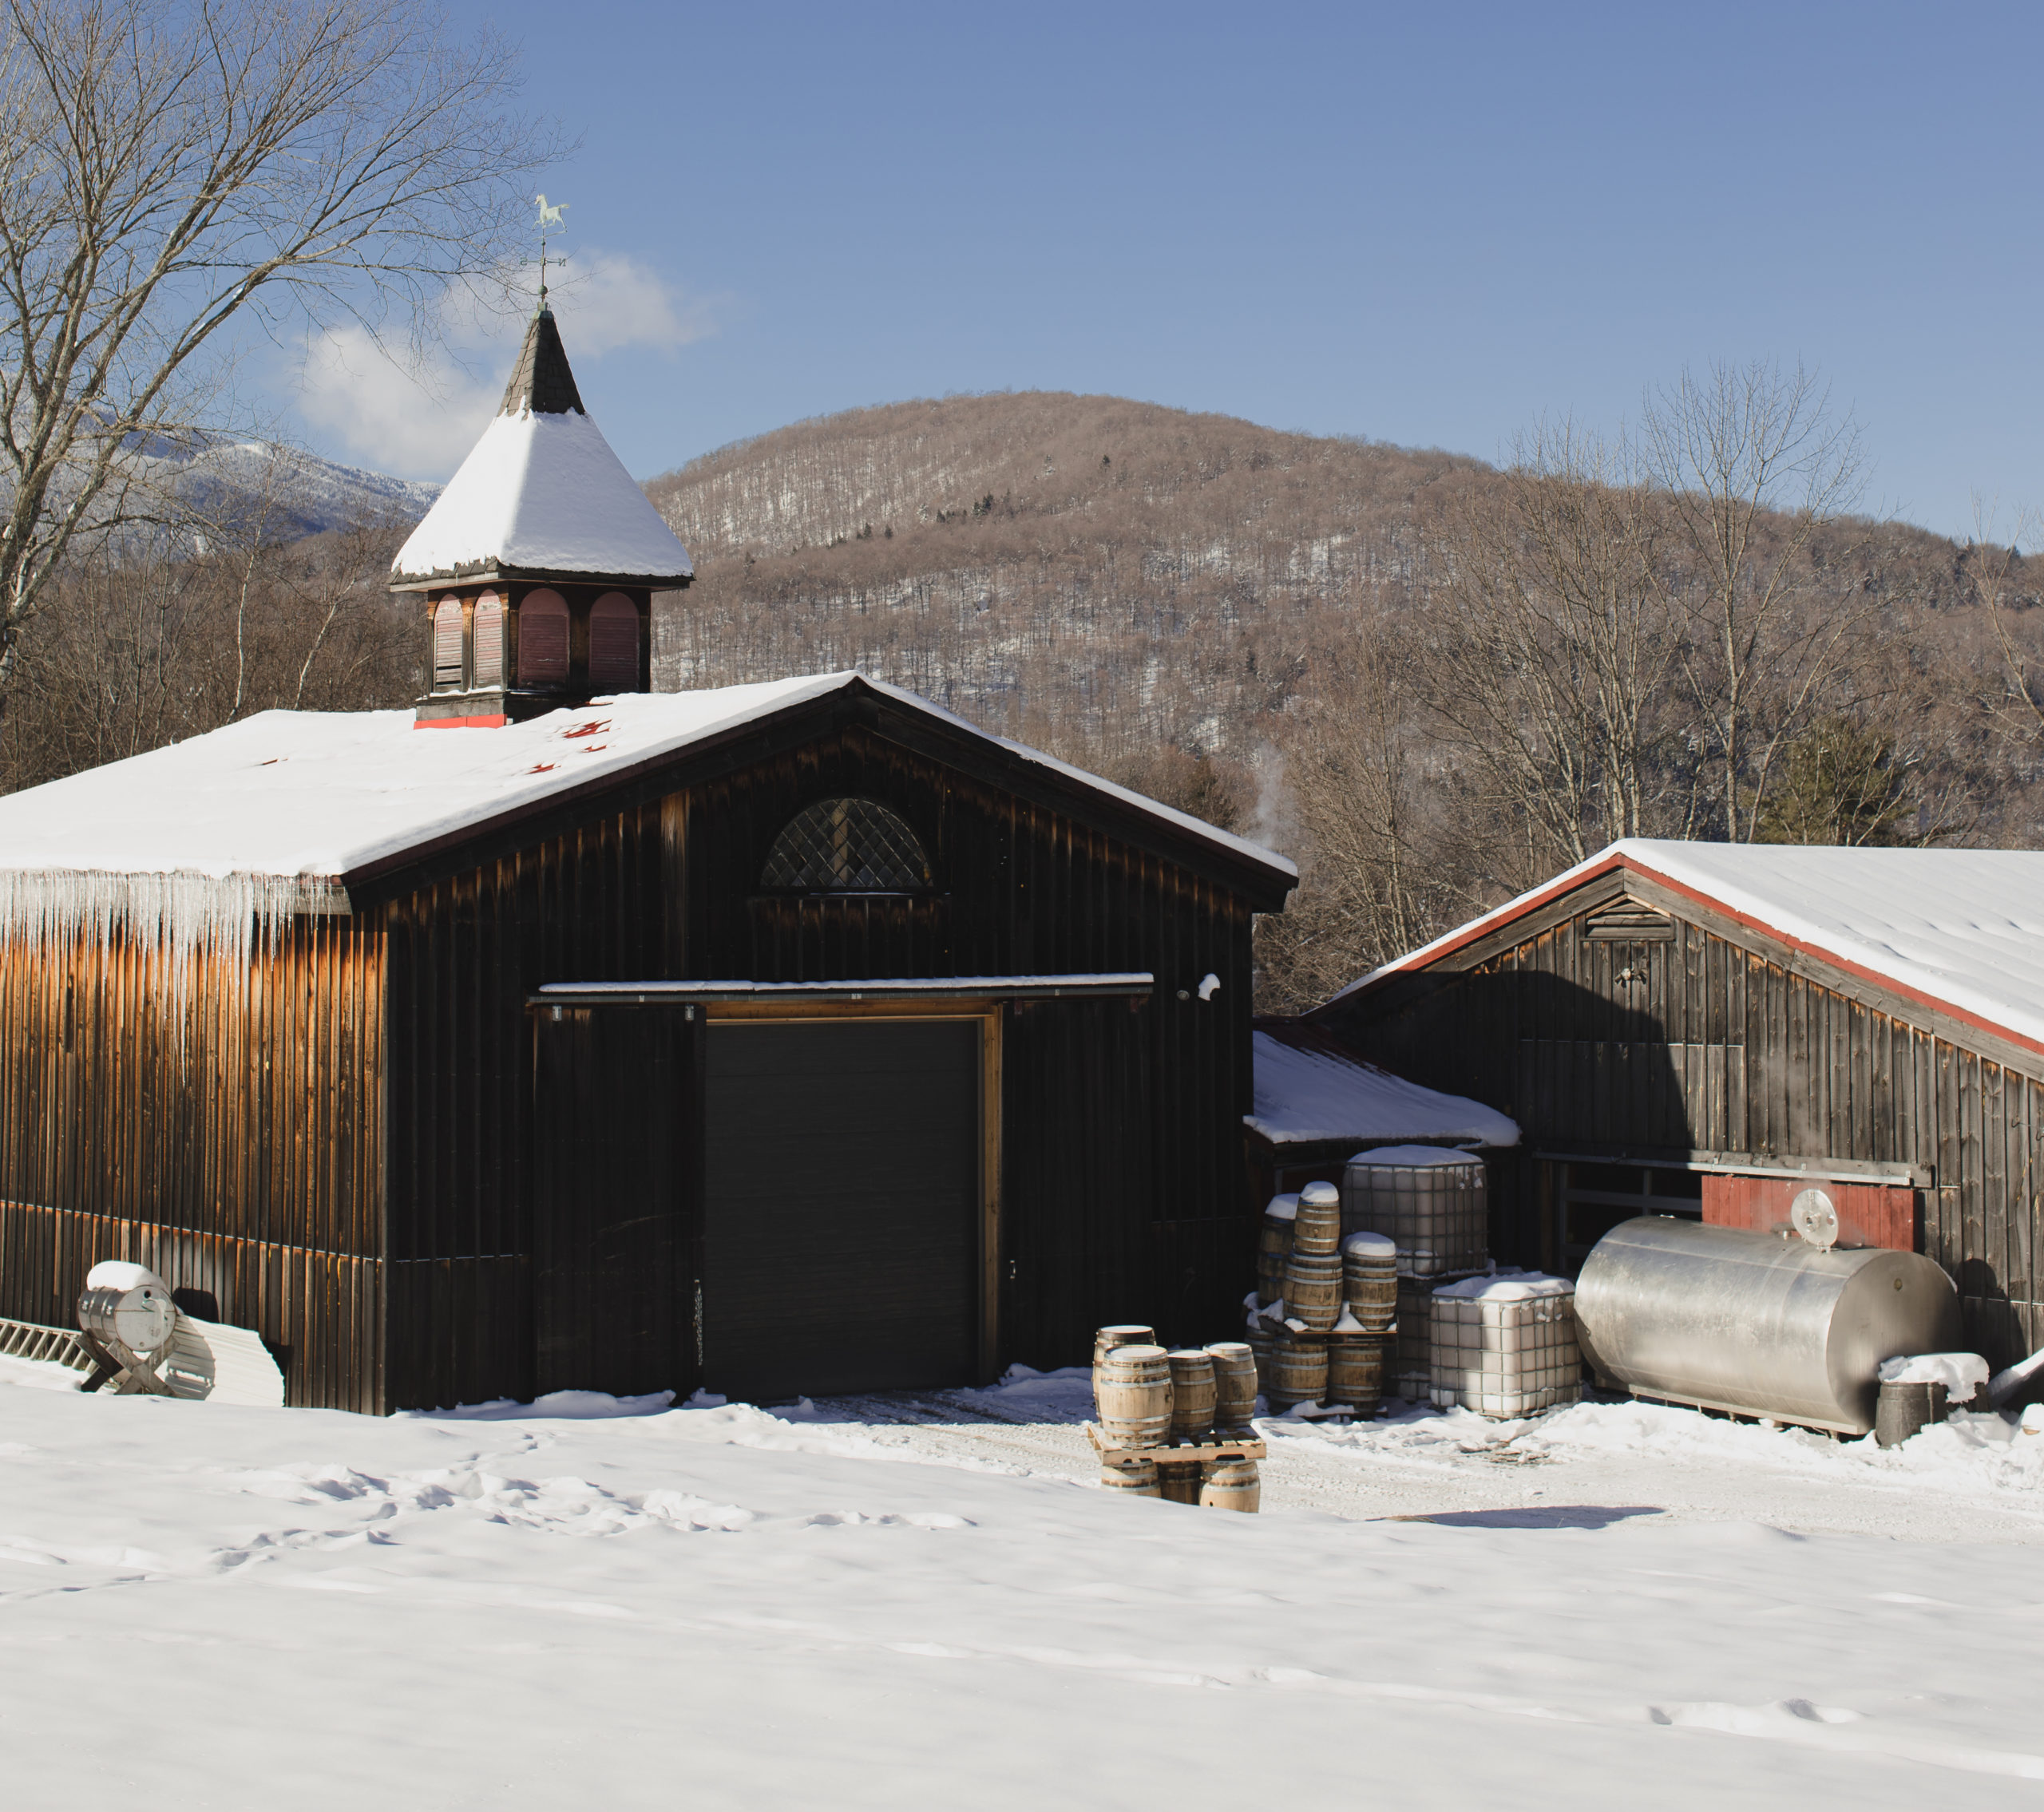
[[390, 307, 694, 591]]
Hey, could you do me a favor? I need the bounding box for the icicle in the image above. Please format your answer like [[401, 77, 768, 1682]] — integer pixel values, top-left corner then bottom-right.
[[0, 868, 350, 975]]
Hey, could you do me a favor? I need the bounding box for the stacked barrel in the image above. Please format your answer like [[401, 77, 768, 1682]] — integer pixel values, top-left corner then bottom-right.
[[1341, 1145, 1491, 1403], [1092, 1323, 1261, 1510], [1246, 1181, 1396, 1418]]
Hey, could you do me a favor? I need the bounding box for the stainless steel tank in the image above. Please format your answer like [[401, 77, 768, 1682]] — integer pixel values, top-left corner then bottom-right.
[[1575, 1217, 1963, 1435]]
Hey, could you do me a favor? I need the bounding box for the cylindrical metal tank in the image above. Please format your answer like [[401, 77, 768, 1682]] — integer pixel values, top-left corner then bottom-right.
[[1575, 1217, 1963, 1435]]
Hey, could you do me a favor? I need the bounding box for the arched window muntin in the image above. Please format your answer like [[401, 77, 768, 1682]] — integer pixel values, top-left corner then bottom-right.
[[759, 796, 935, 894]]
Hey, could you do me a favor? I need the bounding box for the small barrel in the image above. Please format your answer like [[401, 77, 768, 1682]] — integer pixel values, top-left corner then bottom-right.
[[1258, 1197, 1297, 1302], [1266, 1335, 1327, 1410], [1259, 1195, 1297, 1258], [1341, 1231, 1399, 1331], [1283, 1250, 1344, 1331], [1206, 1341, 1258, 1430], [1875, 1379, 1948, 1448], [1099, 1455, 1161, 1496], [1167, 1349, 1217, 1441], [1246, 1327, 1275, 1399], [1326, 1331, 1384, 1414], [1293, 1182, 1341, 1256], [1094, 1344, 1172, 1447], [1199, 1458, 1262, 1513], [1157, 1460, 1202, 1505], [1092, 1323, 1156, 1400]]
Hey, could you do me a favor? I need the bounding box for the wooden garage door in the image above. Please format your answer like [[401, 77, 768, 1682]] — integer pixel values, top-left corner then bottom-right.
[[703, 1017, 980, 1403]]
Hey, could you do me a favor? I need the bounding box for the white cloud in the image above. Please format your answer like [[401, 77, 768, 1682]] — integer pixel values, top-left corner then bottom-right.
[[293, 250, 715, 480]]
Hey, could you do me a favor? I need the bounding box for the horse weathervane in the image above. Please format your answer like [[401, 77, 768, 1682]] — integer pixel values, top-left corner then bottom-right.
[[533, 194, 569, 307]]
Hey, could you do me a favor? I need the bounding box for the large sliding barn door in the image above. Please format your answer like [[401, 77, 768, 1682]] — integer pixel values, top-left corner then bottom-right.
[[703, 1017, 980, 1403], [532, 1006, 696, 1397]]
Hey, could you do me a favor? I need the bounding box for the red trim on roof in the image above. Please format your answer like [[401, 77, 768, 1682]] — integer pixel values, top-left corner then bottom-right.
[[1350, 853, 2044, 1063], [413, 714, 509, 731]]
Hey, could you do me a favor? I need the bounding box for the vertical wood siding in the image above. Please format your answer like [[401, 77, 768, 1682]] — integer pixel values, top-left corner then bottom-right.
[[0, 704, 1272, 1414], [0, 919, 386, 1410], [1318, 910, 2044, 1367]]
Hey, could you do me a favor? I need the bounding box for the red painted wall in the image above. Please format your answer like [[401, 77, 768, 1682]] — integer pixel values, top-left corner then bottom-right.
[[1701, 1175, 1918, 1252]]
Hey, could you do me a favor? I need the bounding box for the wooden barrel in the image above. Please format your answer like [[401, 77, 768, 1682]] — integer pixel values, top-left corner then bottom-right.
[[1246, 1328, 1275, 1400], [1283, 1250, 1344, 1331], [1293, 1182, 1341, 1256], [1099, 1455, 1161, 1496], [1094, 1345, 1172, 1446], [1259, 1197, 1297, 1260], [1167, 1350, 1217, 1441], [1199, 1458, 1262, 1513], [1326, 1332, 1384, 1413], [1092, 1323, 1157, 1400], [1266, 1335, 1327, 1410], [1258, 1200, 1296, 1304], [1206, 1341, 1258, 1429], [1342, 1232, 1399, 1331], [1157, 1460, 1202, 1505]]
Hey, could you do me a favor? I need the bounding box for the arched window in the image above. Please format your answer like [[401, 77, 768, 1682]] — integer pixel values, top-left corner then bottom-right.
[[760, 797, 933, 892], [518, 588, 568, 686], [432, 595, 464, 690], [472, 591, 504, 687], [588, 591, 638, 690]]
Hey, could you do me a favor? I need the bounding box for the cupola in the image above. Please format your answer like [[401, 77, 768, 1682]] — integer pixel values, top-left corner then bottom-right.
[[390, 306, 694, 727]]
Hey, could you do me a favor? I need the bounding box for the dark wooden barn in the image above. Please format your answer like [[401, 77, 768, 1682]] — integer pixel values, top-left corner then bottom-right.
[[0, 673, 1293, 1411], [1309, 838, 2044, 1372]]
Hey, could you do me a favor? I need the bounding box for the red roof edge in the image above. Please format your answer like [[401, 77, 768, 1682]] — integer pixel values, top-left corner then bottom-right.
[[1325, 852, 2044, 1063]]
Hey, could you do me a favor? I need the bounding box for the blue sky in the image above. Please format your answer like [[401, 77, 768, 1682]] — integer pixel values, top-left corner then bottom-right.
[[290, 2, 2044, 542]]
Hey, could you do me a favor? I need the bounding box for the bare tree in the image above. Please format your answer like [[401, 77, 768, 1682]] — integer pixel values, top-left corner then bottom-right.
[[1641, 362, 1868, 841], [0, 0, 554, 692], [1420, 421, 1686, 881], [1968, 499, 2044, 746]]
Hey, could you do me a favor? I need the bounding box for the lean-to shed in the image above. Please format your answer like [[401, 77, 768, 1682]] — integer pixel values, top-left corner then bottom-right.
[[0, 676, 1294, 1409], [1310, 838, 2044, 1369]]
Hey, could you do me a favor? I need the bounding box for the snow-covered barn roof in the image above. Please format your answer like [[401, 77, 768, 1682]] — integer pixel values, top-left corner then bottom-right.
[[0, 674, 1294, 952], [1327, 837, 2044, 1059], [1247, 1024, 1519, 1149], [390, 308, 694, 589]]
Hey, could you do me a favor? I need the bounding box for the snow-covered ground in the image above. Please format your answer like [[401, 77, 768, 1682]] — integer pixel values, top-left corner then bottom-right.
[[3, 1353, 2042, 1807]]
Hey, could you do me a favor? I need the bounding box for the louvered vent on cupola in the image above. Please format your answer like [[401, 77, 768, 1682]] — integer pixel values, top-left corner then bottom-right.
[[1582, 899, 1675, 941]]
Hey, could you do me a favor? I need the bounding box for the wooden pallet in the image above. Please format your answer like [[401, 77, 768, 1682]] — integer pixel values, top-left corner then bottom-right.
[[1085, 1422, 1267, 1468]]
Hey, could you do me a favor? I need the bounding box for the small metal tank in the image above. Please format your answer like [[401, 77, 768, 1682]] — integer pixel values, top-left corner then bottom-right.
[[77, 1260, 176, 1357], [1575, 1217, 1963, 1435]]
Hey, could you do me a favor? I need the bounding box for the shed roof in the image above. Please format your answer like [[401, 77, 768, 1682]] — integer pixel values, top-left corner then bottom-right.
[[0, 674, 1294, 950], [1247, 1023, 1519, 1148], [1325, 838, 2044, 1059], [390, 308, 694, 589]]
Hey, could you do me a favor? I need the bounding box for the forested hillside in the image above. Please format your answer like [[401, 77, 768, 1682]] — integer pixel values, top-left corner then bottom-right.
[[6, 386, 2037, 1014], [646, 387, 2044, 1006], [645, 393, 1475, 755]]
